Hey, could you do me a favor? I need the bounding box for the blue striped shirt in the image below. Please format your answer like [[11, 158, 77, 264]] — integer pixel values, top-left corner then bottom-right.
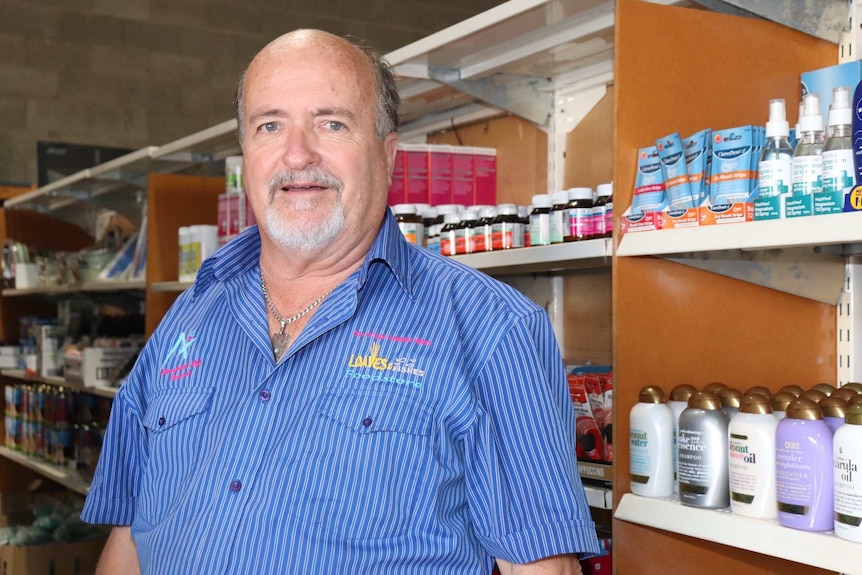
[[81, 210, 600, 574]]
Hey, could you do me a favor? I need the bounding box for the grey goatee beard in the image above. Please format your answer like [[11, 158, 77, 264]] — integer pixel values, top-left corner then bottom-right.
[[264, 168, 345, 252]]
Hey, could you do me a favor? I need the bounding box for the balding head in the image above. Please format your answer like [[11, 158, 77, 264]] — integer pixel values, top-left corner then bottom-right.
[[234, 30, 399, 143]]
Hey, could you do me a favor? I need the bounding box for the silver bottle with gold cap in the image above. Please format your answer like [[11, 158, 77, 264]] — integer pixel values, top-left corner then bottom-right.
[[677, 391, 729, 508]]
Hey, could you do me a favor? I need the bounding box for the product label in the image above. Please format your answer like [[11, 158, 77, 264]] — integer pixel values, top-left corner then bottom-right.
[[834, 449, 862, 530], [677, 428, 710, 493], [729, 433, 758, 504], [530, 213, 551, 246], [776, 440, 814, 514], [629, 428, 650, 483], [785, 195, 814, 218], [491, 222, 523, 250], [593, 205, 606, 236], [753, 196, 783, 220], [604, 202, 613, 234], [550, 210, 566, 243], [397, 222, 423, 245], [568, 207, 593, 238], [791, 155, 823, 197], [455, 228, 475, 254], [822, 148, 854, 195], [758, 157, 792, 198], [440, 231, 457, 256]]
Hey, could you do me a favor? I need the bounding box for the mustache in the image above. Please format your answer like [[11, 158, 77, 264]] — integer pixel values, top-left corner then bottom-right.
[[267, 168, 344, 196]]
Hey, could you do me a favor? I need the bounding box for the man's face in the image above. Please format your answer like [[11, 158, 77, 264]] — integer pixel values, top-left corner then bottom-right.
[[240, 35, 397, 254]]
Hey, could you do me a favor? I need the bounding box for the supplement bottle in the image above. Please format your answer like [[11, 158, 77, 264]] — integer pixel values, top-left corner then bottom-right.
[[456, 209, 479, 255], [677, 391, 729, 508], [563, 187, 594, 242], [668, 384, 697, 495], [822, 86, 854, 208], [421, 206, 437, 250], [491, 204, 524, 250], [790, 93, 824, 215], [474, 206, 496, 253], [594, 183, 613, 238], [549, 191, 570, 244], [519, 205, 531, 247], [529, 195, 552, 247], [392, 204, 424, 245], [820, 395, 848, 433], [629, 386, 674, 498], [771, 391, 796, 420], [728, 394, 778, 519], [758, 99, 794, 213], [776, 398, 833, 531], [834, 403, 862, 542], [439, 213, 461, 257]]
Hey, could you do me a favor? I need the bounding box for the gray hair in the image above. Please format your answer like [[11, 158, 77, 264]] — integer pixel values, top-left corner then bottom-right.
[[233, 35, 400, 143]]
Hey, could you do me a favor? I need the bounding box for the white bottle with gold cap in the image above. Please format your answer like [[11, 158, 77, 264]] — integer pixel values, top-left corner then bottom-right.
[[629, 386, 674, 498]]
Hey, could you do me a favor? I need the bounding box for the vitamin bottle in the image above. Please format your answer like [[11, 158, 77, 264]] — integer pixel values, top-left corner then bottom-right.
[[834, 403, 862, 542], [728, 394, 778, 519], [822, 86, 854, 208], [629, 386, 674, 498], [474, 206, 496, 253], [790, 93, 824, 216], [667, 384, 697, 495], [519, 206, 531, 247], [392, 203, 424, 245], [421, 206, 437, 250], [439, 213, 461, 257], [677, 391, 729, 509], [757, 98, 794, 215], [564, 187, 594, 242], [456, 210, 479, 255], [549, 190, 570, 244], [776, 399, 833, 531], [491, 204, 524, 250], [529, 195, 552, 247], [594, 183, 613, 238]]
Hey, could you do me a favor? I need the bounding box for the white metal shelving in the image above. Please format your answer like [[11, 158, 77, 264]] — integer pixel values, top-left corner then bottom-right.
[[451, 238, 610, 274], [1, 370, 119, 399], [2, 280, 146, 298]]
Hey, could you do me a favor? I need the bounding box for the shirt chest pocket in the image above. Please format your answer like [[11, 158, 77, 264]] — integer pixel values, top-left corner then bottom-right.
[[143, 388, 214, 435], [283, 391, 433, 540]]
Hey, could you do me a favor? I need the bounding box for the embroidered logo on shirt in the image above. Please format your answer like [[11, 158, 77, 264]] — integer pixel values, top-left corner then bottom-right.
[[344, 342, 425, 389], [160, 331, 203, 381], [352, 330, 432, 347]]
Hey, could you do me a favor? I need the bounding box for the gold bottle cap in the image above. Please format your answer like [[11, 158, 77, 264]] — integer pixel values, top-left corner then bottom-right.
[[703, 382, 727, 394], [779, 384, 804, 397], [851, 394, 862, 406], [639, 385, 666, 404], [669, 384, 697, 402], [812, 383, 835, 396], [687, 390, 722, 410], [744, 385, 772, 398], [832, 387, 860, 403], [785, 398, 823, 421], [739, 394, 773, 415], [771, 391, 797, 412], [846, 403, 862, 425], [820, 396, 848, 419], [719, 388, 743, 408], [799, 389, 827, 403], [843, 382, 862, 393]]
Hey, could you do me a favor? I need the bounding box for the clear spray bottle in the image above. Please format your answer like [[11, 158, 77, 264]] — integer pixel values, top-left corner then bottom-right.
[[790, 93, 824, 216], [757, 99, 794, 218], [822, 86, 854, 209]]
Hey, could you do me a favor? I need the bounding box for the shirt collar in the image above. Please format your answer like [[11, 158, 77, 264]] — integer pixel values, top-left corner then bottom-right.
[[191, 208, 413, 299]]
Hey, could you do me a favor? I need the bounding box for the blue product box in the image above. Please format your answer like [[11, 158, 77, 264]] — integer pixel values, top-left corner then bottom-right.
[[801, 61, 862, 120]]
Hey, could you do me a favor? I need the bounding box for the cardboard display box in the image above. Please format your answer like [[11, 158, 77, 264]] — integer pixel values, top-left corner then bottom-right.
[[0, 539, 105, 575]]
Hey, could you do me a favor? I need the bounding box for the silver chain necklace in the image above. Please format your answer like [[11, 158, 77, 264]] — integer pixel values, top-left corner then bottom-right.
[[260, 269, 332, 361]]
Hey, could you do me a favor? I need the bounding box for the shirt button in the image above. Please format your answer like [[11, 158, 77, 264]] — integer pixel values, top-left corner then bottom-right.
[[229, 480, 242, 493], [259, 390, 271, 401], [362, 417, 373, 427], [158, 417, 166, 426]]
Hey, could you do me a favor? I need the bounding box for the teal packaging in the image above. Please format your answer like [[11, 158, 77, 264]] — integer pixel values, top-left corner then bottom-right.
[[632, 146, 665, 214], [817, 86, 854, 215], [801, 61, 862, 120], [656, 133, 695, 210], [683, 129, 711, 206], [710, 126, 755, 205]]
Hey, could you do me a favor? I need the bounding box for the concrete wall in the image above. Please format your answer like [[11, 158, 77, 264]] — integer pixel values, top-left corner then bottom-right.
[[0, 0, 503, 185]]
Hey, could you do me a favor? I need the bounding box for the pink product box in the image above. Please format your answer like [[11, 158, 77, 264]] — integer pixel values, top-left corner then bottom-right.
[[450, 148, 474, 206], [403, 144, 429, 205], [428, 145, 452, 206], [473, 147, 497, 206], [387, 149, 406, 206]]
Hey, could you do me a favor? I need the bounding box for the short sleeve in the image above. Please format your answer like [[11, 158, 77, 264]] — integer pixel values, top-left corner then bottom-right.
[[463, 309, 600, 563]]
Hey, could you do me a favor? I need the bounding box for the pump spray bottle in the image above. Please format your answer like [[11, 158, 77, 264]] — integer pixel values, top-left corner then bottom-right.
[[821, 86, 854, 214], [790, 93, 824, 217], [756, 99, 793, 219]]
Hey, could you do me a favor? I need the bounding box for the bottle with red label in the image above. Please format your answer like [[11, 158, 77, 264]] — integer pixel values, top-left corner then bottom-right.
[[491, 204, 524, 250], [439, 213, 461, 256], [456, 209, 479, 254]]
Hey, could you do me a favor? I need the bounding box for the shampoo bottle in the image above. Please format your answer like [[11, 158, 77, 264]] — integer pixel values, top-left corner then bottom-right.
[[834, 403, 862, 542], [629, 386, 674, 498], [668, 384, 697, 495], [771, 391, 796, 420], [719, 388, 743, 419], [677, 391, 729, 508], [820, 395, 848, 434], [728, 394, 778, 519], [776, 398, 833, 531]]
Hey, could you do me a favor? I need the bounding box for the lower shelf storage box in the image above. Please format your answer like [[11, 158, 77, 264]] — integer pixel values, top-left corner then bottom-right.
[[0, 539, 105, 575]]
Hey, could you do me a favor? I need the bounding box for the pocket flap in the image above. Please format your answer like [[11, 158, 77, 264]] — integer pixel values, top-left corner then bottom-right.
[[320, 392, 431, 436], [143, 388, 214, 433]]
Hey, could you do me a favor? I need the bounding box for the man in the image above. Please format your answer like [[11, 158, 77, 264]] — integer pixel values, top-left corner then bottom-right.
[[82, 29, 599, 574]]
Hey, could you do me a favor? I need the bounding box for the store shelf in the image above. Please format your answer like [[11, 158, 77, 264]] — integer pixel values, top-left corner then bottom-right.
[[577, 460, 613, 483], [149, 281, 193, 293], [450, 238, 611, 275], [2, 280, 146, 297], [583, 484, 612, 510], [615, 494, 862, 575], [1, 370, 118, 399], [0, 447, 89, 496]]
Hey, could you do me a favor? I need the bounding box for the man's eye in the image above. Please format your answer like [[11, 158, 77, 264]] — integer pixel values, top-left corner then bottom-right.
[[260, 122, 278, 133], [326, 121, 345, 132]]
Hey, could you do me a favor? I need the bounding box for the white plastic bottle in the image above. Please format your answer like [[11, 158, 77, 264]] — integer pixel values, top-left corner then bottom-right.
[[629, 385, 674, 498], [822, 86, 854, 210], [758, 99, 794, 214], [668, 384, 696, 495], [790, 93, 824, 217], [834, 403, 862, 542], [728, 394, 778, 519]]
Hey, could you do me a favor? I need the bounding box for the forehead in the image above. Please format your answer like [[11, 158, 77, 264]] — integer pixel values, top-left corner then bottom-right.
[[244, 37, 375, 113]]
